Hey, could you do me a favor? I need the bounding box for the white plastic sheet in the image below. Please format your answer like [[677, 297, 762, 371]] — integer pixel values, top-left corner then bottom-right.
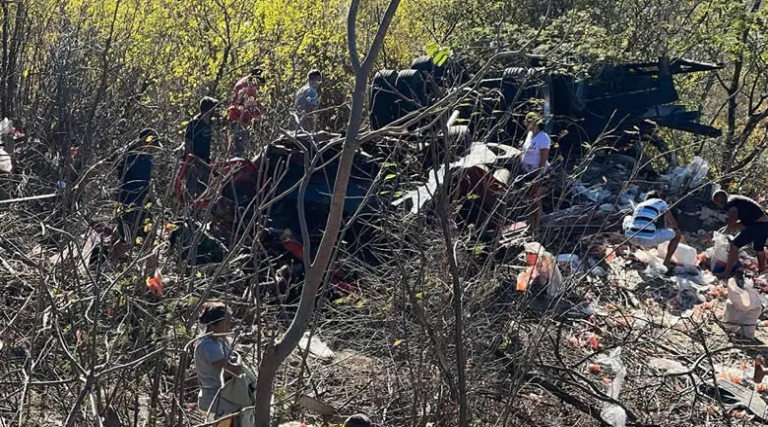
[[668, 156, 709, 195]]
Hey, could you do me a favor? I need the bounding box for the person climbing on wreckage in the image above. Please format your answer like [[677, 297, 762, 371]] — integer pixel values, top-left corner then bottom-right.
[[712, 190, 768, 278], [520, 111, 551, 231], [226, 66, 264, 158], [623, 190, 685, 273]]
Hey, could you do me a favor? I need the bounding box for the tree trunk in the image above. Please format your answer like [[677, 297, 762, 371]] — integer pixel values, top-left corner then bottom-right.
[[252, 2, 401, 426]]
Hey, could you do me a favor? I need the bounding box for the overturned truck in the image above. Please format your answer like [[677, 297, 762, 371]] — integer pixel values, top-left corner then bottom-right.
[[371, 55, 722, 171]]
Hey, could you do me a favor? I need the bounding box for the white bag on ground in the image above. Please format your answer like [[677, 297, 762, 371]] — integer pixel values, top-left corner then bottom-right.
[[524, 242, 564, 298], [710, 232, 730, 271], [596, 347, 627, 427], [723, 278, 762, 339]]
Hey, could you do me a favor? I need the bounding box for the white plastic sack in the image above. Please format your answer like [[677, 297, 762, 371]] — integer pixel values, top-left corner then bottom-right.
[[668, 156, 709, 194], [524, 243, 564, 298], [658, 242, 697, 268], [0, 118, 12, 136], [723, 278, 762, 339], [644, 255, 668, 277], [298, 332, 335, 360], [596, 347, 627, 427], [649, 357, 687, 375], [710, 232, 730, 271], [686, 156, 709, 188]]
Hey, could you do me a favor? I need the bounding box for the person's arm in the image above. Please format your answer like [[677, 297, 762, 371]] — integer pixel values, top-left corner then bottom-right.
[[211, 357, 243, 378], [203, 340, 242, 380], [724, 207, 740, 233], [538, 148, 549, 169]]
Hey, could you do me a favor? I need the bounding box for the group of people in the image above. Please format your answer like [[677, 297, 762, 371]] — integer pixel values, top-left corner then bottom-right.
[[623, 188, 768, 278], [185, 66, 323, 161], [517, 106, 768, 280], [105, 69, 768, 425], [112, 67, 323, 245]]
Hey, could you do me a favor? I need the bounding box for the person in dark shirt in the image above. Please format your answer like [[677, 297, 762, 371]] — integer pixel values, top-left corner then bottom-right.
[[185, 96, 219, 163], [713, 190, 768, 276], [115, 128, 160, 244], [183, 97, 219, 198]]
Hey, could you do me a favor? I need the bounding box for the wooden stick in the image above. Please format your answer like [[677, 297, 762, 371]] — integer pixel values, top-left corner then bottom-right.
[[0, 192, 57, 204]]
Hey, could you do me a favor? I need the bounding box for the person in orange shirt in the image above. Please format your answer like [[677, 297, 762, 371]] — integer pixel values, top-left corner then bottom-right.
[[227, 66, 264, 158]]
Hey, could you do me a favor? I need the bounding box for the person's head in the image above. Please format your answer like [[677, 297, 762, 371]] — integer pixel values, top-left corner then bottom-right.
[[136, 128, 160, 151], [644, 190, 661, 201], [343, 414, 371, 427], [308, 69, 322, 86], [199, 301, 232, 334], [712, 189, 729, 208], [525, 111, 543, 132], [250, 66, 266, 84], [199, 96, 220, 119]]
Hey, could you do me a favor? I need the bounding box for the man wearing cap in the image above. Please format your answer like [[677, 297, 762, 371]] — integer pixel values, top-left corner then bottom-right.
[[294, 69, 322, 130], [227, 66, 264, 157], [521, 111, 551, 230], [712, 190, 768, 277]]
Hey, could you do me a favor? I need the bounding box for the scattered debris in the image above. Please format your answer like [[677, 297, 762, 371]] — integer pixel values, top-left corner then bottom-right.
[[298, 332, 335, 360], [649, 357, 687, 375]]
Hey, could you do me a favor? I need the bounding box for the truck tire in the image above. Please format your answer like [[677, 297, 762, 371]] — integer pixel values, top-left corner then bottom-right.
[[370, 70, 398, 129], [394, 69, 428, 118], [411, 55, 445, 82]]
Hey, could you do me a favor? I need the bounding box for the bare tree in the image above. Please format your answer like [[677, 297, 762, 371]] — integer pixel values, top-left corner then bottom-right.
[[251, 1, 402, 425]]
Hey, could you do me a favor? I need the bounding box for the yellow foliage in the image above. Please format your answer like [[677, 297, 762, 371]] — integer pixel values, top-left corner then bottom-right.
[[27, 0, 438, 115]]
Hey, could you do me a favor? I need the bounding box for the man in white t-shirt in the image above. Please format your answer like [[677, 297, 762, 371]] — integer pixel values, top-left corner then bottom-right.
[[623, 191, 683, 270], [521, 112, 551, 173], [520, 112, 551, 230]]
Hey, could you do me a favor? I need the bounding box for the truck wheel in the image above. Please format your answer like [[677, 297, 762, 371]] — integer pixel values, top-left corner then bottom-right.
[[395, 69, 429, 119], [371, 70, 398, 129]]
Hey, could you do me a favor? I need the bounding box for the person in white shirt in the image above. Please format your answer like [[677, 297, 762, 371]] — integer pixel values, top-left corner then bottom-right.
[[521, 112, 551, 230], [521, 112, 551, 173], [622, 191, 684, 270]]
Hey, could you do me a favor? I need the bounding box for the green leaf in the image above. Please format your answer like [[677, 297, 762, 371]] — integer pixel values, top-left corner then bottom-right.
[[425, 41, 438, 56], [434, 50, 448, 66], [385, 173, 397, 180]]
